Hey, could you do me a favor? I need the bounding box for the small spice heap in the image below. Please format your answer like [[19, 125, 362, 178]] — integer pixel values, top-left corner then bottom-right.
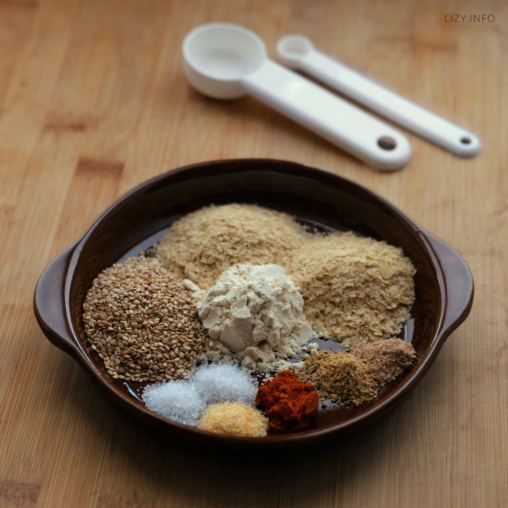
[[199, 402, 268, 437], [352, 339, 417, 386], [287, 232, 416, 347], [192, 363, 257, 405], [83, 256, 209, 383], [156, 204, 309, 288], [255, 371, 319, 432], [301, 351, 377, 407], [143, 380, 205, 426]]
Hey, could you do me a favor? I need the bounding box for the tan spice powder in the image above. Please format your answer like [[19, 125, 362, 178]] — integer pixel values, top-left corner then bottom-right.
[[286, 232, 416, 347], [300, 351, 377, 407], [155, 204, 309, 289], [352, 338, 417, 386], [199, 402, 268, 437], [83, 256, 209, 383]]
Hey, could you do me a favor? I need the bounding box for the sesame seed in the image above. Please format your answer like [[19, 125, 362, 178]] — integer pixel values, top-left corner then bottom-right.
[[83, 256, 209, 383]]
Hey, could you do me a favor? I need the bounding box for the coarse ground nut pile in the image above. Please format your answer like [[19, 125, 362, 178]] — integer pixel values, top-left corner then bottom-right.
[[155, 204, 310, 289], [287, 232, 416, 347], [83, 256, 209, 383]]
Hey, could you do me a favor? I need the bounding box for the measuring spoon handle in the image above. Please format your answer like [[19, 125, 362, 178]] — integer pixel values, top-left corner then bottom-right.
[[297, 49, 480, 157], [242, 60, 411, 171]]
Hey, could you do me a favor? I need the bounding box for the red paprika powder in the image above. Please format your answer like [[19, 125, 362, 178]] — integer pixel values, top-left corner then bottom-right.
[[255, 371, 319, 432]]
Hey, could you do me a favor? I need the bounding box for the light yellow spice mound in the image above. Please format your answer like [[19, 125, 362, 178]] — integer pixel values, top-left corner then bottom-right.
[[155, 204, 309, 288], [199, 402, 268, 437], [286, 232, 416, 346], [300, 351, 377, 407]]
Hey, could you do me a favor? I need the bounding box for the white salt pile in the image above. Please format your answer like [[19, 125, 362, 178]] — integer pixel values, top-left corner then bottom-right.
[[142, 381, 205, 426], [142, 363, 257, 426], [193, 363, 257, 405]]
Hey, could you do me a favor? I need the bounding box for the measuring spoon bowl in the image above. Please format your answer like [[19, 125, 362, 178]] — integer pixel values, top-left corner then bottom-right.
[[183, 23, 412, 171]]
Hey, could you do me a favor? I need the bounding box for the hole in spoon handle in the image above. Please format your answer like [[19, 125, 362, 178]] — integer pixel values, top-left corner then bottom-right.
[[295, 49, 481, 158], [242, 59, 412, 171]]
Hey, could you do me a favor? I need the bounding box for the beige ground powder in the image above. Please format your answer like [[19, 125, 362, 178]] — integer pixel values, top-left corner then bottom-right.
[[155, 204, 309, 289], [286, 232, 416, 347], [300, 350, 378, 407], [185, 264, 313, 371]]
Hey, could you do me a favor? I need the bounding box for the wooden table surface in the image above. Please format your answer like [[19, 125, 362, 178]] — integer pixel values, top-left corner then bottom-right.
[[1, 0, 506, 506]]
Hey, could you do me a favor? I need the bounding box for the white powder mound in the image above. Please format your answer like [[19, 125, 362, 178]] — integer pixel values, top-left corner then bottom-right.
[[192, 363, 257, 405], [184, 264, 314, 372], [142, 381, 206, 426]]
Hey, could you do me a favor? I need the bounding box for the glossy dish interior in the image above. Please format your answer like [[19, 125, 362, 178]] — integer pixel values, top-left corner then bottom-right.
[[34, 159, 474, 454]]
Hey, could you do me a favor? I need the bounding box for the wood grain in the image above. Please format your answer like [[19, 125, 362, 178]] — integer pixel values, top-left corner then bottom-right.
[[0, 0, 506, 506]]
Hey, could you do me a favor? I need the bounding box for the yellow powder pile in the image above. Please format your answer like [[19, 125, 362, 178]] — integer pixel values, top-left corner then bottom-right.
[[199, 402, 268, 437], [300, 351, 377, 407], [156, 204, 309, 288], [286, 232, 416, 346]]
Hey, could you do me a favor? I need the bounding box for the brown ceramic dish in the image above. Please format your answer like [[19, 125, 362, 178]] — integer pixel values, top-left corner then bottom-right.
[[34, 159, 473, 454]]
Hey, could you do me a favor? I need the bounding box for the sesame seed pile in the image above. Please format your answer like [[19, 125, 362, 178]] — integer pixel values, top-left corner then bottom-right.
[[83, 255, 209, 383]]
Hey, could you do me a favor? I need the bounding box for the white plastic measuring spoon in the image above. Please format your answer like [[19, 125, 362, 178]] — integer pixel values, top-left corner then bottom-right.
[[276, 35, 480, 158], [183, 23, 411, 171]]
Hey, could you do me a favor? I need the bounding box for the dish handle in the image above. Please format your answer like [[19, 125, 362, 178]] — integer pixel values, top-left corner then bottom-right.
[[423, 232, 474, 338], [34, 245, 77, 354]]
